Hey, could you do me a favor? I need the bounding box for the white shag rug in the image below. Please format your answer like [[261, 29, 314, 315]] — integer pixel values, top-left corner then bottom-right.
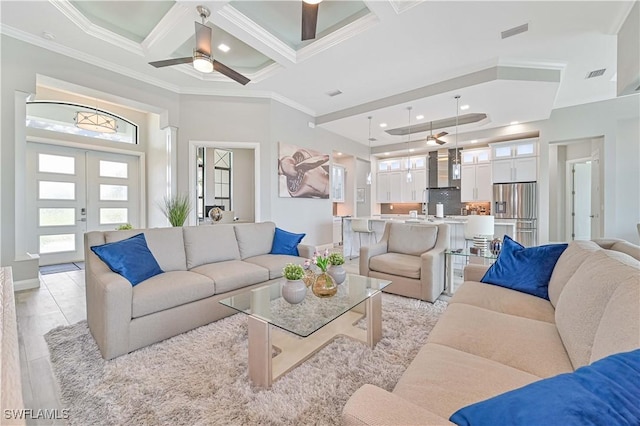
[[45, 294, 447, 426]]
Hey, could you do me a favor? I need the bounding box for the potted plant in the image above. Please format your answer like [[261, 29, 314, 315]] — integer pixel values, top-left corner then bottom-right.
[[282, 263, 307, 304], [327, 252, 346, 284], [311, 249, 338, 297], [160, 193, 192, 227], [115, 223, 133, 231]]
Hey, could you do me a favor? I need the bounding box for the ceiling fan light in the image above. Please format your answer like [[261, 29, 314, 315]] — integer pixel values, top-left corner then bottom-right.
[[193, 52, 213, 73], [303, 0, 323, 4], [75, 111, 117, 134]]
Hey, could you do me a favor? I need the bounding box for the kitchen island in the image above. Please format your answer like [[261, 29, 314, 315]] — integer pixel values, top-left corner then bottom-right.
[[342, 215, 516, 259]]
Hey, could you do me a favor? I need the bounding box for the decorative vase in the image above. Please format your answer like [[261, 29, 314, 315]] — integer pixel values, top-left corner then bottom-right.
[[303, 269, 316, 287], [282, 279, 307, 304], [327, 264, 346, 285], [312, 272, 337, 298]]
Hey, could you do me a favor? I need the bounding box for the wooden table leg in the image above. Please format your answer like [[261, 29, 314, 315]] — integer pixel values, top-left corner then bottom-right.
[[248, 315, 272, 388]]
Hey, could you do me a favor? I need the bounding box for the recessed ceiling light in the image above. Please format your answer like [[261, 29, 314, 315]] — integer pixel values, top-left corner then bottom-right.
[[384, 152, 390, 156], [379, 123, 387, 128], [416, 115, 424, 120], [218, 43, 230, 53], [409, 148, 415, 152], [470, 139, 478, 144], [460, 104, 470, 111], [510, 121, 519, 125], [337, 152, 342, 156]]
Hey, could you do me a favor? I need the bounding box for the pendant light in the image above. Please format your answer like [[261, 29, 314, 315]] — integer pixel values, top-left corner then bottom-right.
[[74, 98, 117, 134], [452, 95, 461, 180], [366, 116, 373, 185], [406, 106, 413, 183]]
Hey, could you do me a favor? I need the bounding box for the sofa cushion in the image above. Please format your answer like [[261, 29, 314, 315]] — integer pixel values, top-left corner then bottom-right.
[[591, 280, 640, 363], [270, 227, 305, 256], [451, 281, 555, 324], [480, 236, 567, 300], [555, 249, 640, 369], [547, 240, 601, 307], [191, 260, 269, 294], [388, 223, 437, 256], [244, 254, 305, 280], [132, 271, 214, 318], [393, 343, 540, 420], [611, 241, 640, 260], [449, 349, 640, 426], [234, 222, 276, 259], [105, 227, 187, 271], [91, 233, 163, 286], [183, 224, 240, 269], [428, 303, 574, 378], [370, 252, 421, 279]]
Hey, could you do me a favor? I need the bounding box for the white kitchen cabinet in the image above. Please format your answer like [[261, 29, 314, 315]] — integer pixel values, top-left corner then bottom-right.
[[490, 140, 538, 183], [376, 171, 403, 203], [332, 164, 346, 202], [492, 157, 537, 183], [401, 169, 427, 202], [461, 148, 491, 165], [461, 163, 492, 202]]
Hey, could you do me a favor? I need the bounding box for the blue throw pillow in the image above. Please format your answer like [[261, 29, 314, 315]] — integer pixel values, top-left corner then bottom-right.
[[270, 227, 305, 256], [480, 235, 567, 299], [91, 233, 163, 286], [450, 349, 640, 426]]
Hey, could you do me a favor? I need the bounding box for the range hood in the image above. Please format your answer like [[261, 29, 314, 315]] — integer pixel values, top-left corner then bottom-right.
[[428, 148, 461, 188]]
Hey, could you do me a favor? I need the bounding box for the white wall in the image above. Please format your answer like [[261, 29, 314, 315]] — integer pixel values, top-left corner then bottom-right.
[[232, 148, 255, 222], [617, 2, 639, 97]]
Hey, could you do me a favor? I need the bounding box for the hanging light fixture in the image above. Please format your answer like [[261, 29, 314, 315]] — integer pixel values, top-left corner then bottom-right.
[[74, 100, 117, 134], [452, 95, 461, 180], [406, 106, 413, 183], [366, 116, 373, 185]]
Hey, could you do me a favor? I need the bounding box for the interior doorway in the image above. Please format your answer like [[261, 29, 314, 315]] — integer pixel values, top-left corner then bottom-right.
[[567, 159, 592, 241]]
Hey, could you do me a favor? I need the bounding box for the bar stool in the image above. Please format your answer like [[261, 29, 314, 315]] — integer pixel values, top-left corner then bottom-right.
[[351, 218, 375, 259]]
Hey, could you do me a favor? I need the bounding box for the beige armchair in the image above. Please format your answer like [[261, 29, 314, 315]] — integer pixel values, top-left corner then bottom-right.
[[360, 222, 449, 302]]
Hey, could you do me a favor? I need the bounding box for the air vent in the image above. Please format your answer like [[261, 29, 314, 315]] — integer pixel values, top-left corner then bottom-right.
[[586, 69, 606, 79], [501, 23, 528, 39], [326, 89, 343, 97]]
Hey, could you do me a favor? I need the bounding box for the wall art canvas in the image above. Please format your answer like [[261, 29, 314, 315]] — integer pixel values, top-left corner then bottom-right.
[[278, 142, 330, 198]]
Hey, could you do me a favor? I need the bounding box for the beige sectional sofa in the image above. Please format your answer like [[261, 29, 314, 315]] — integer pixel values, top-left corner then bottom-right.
[[85, 221, 314, 360], [343, 239, 640, 425]]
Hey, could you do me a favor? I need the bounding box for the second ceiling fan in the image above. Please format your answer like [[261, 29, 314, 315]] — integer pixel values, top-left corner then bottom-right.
[[148, 6, 250, 86], [426, 121, 448, 145]]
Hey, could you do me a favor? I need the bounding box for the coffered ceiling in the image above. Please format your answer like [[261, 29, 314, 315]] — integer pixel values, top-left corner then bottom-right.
[[0, 1, 635, 151]]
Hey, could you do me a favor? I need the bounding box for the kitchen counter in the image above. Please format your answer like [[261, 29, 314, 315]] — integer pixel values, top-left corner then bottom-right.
[[342, 216, 515, 259]]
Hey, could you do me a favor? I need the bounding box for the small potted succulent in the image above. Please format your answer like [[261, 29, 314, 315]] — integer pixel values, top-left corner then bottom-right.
[[282, 263, 307, 304], [327, 252, 346, 284]]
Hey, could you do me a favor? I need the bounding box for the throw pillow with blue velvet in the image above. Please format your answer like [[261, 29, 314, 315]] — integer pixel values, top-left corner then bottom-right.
[[450, 349, 640, 426], [91, 233, 163, 286], [270, 227, 305, 256], [480, 235, 567, 299]]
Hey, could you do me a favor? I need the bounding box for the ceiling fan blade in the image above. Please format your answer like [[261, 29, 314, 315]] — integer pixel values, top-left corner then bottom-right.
[[213, 60, 250, 85], [435, 138, 446, 145], [149, 57, 193, 68], [195, 21, 212, 56], [435, 131, 448, 138], [301, 2, 319, 41]]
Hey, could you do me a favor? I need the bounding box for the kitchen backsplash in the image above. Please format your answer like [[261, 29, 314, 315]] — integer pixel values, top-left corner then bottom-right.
[[380, 203, 422, 215], [427, 188, 464, 215]]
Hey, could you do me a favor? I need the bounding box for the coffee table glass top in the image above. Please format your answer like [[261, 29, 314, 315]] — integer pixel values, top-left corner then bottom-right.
[[219, 274, 391, 338]]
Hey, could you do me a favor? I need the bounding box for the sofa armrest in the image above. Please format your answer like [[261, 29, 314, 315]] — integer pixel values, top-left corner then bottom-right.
[[463, 264, 490, 282], [359, 241, 388, 276], [418, 223, 449, 302], [297, 243, 316, 259], [342, 384, 454, 426]]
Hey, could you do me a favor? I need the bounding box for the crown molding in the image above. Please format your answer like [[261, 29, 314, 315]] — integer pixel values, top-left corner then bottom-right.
[[47, 0, 144, 56], [141, 2, 193, 53], [388, 0, 425, 15], [296, 12, 379, 63], [217, 5, 297, 65], [1, 25, 180, 93]]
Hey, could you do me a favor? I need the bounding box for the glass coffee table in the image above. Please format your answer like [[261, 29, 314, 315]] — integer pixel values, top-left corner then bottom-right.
[[219, 274, 391, 388]]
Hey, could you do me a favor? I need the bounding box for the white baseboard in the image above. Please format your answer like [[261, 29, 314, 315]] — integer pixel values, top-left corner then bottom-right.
[[13, 276, 41, 292]]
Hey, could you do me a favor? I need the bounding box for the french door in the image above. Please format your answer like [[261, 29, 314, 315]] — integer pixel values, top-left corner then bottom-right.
[[27, 143, 140, 265]]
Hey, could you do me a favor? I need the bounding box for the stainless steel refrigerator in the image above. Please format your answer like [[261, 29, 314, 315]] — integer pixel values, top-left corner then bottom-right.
[[493, 182, 538, 247]]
